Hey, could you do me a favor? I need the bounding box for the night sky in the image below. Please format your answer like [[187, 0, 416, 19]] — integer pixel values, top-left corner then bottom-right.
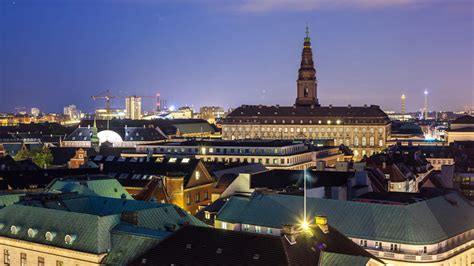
[[0, 0, 472, 113]]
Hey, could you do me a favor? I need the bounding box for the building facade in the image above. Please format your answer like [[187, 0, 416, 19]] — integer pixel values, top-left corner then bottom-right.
[[221, 29, 391, 159], [125, 96, 142, 120]]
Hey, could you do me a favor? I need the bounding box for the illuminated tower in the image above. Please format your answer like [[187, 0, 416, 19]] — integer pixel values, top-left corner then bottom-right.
[[424, 89, 428, 120], [125, 96, 142, 120], [401, 94, 406, 121], [156, 93, 161, 112], [295, 25, 318, 106]]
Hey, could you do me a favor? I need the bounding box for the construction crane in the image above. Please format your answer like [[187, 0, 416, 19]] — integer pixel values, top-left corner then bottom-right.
[[91, 90, 120, 116]]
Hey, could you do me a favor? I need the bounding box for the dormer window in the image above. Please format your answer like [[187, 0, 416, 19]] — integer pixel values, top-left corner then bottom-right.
[[27, 228, 38, 238], [64, 234, 77, 245], [45, 231, 57, 241], [10, 225, 20, 235]]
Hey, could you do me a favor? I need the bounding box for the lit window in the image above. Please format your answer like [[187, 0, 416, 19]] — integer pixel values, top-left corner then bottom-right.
[[4, 250, 10, 264], [205, 212, 211, 220], [38, 257, 45, 266], [182, 158, 190, 163], [255, 226, 261, 233], [169, 158, 177, 163], [243, 224, 250, 231], [221, 222, 227, 229], [196, 171, 200, 180], [267, 228, 272, 234]]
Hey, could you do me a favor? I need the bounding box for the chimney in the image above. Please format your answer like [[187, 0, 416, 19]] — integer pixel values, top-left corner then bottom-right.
[[315, 216, 329, 234], [282, 224, 298, 244]]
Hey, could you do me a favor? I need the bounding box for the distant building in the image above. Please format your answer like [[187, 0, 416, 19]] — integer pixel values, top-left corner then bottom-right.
[[221, 28, 391, 159], [447, 115, 474, 143], [30, 108, 40, 117], [215, 192, 473, 265], [94, 108, 126, 120], [63, 104, 80, 120], [168, 106, 194, 119], [199, 106, 225, 124], [125, 96, 142, 120]]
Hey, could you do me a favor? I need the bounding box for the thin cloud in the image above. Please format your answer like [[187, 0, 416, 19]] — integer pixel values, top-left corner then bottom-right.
[[234, 0, 436, 12]]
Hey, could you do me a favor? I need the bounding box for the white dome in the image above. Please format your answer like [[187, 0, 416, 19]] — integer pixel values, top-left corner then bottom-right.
[[97, 130, 123, 145]]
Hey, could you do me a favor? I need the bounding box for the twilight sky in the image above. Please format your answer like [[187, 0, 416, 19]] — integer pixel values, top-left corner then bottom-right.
[[0, 0, 472, 113]]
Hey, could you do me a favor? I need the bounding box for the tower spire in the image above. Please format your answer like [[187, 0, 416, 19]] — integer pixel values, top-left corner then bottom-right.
[[305, 23, 310, 42], [296, 25, 318, 106]]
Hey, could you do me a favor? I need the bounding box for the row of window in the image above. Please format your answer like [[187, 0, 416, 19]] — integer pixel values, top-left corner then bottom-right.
[[359, 241, 430, 254], [201, 155, 310, 166], [242, 224, 273, 234], [228, 118, 386, 124], [186, 191, 210, 205], [225, 126, 384, 134], [3, 250, 64, 266]]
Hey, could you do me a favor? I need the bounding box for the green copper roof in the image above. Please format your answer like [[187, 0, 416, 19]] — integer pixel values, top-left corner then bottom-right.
[[0, 204, 119, 254], [46, 177, 133, 200], [319, 252, 370, 266], [0, 193, 24, 208], [217, 193, 474, 245]]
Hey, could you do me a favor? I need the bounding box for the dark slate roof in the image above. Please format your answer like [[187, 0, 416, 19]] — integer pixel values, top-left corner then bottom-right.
[[217, 192, 474, 245], [50, 147, 97, 165], [448, 127, 474, 132], [78, 119, 215, 136], [195, 197, 230, 225], [64, 127, 165, 142], [250, 170, 353, 190], [90, 156, 200, 187], [451, 115, 474, 124], [129, 225, 381, 266], [354, 188, 451, 205], [224, 104, 390, 125], [144, 139, 301, 147]]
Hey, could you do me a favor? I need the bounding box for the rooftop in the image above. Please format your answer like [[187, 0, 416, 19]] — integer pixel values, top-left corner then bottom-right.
[[217, 192, 473, 245]]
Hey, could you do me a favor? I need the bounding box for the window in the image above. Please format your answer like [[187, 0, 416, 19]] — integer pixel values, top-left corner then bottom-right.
[[186, 194, 191, 205], [362, 137, 367, 147], [369, 136, 374, 147], [243, 224, 250, 231], [20, 253, 26, 266], [379, 139, 384, 147], [38, 257, 45, 266], [423, 246, 427, 253], [267, 228, 272, 234], [363, 240, 367, 247], [4, 250, 10, 265], [255, 226, 261, 233], [205, 212, 211, 220], [204, 191, 209, 200], [221, 222, 227, 229], [56, 261, 64, 266], [195, 171, 200, 180], [195, 192, 200, 203]]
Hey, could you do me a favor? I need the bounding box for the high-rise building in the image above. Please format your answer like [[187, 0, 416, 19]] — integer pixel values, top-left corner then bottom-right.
[[63, 105, 80, 120], [401, 94, 406, 121], [30, 107, 40, 117], [125, 96, 142, 120]]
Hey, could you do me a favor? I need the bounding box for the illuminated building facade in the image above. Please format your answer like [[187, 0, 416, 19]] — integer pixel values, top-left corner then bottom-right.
[[221, 28, 391, 159], [125, 96, 142, 120]]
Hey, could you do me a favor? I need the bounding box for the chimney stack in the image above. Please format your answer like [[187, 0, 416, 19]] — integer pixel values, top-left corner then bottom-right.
[[315, 216, 329, 234]]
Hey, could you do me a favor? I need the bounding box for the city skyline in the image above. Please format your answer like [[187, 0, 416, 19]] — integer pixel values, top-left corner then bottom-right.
[[0, 0, 472, 113]]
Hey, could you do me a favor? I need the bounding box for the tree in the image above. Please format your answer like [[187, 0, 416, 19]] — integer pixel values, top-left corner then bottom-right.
[[14, 146, 53, 169]]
